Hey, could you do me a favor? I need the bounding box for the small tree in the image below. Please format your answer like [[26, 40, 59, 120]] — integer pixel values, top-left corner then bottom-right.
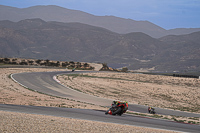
[[0, 58, 3, 63], [19, 61, 28, 65], [65, 62, 70, 66], [56, 61, 60, 67], [12, 59, 17, 61], [4, 58, 10, 62], [121, 67, 128, 72], [62, 62, 67, 67], [36, 59, 42, 64], [69, 61, 75, 64], [83, 63, 89, 67], [45, 59, 49, 63], [28, 60, 34, 65]]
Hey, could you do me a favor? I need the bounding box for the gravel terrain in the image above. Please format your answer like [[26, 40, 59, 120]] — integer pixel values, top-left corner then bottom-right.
[[58, 72, 200, 113], [0, 67, 192, 132], [0, 111, 179, 133]]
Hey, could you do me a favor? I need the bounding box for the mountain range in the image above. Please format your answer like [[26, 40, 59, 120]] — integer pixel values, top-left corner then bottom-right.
[[0, 18, 199, 72], [0, 5, 200, 38]]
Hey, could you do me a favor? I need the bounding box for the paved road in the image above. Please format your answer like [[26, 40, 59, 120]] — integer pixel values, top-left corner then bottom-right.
[[11, 71, 200, 117], [1, 70, 199, 132], [1, 104, 200, 132]]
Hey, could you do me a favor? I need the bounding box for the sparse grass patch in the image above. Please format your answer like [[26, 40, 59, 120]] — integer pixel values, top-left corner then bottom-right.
[[111, 91, 120, 94], [151, 94, 176, 102], [127, 111, 200, 125], [67, 85, 82, 92], [95, 90, 104, 94], [8, 74, 12, 79], [189, 117, 200, 120], [188, 121, 197, 124], [172, 105, 200, 112]]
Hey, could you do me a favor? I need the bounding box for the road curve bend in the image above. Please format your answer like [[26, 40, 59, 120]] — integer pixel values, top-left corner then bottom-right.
[[1, 70, 199, 132], [11, 71, 200, 117]]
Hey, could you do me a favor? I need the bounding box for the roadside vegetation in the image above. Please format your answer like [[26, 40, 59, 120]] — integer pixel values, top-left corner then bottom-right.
[[127, 111, 200, 125], [0, 57, 94, 70]]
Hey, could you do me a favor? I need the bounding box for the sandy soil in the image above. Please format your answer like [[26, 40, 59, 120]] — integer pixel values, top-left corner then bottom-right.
[[0, 110, 179, 133], [0, 68, 104, 110], [0, 67, 193, 132], [58, 72, 200, 113]]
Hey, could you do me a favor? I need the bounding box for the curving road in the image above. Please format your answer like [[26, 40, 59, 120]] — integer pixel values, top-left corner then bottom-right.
[[1, 70, 200, 132], [11, 71, 200, 117]]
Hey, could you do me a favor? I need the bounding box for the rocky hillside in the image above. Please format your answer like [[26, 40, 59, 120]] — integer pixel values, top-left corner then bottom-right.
[[0, 19, 199, 72]]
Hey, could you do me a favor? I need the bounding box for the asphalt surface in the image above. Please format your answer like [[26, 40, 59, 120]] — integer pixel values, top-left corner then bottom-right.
[[1, 70, 199, 132], [11, 71, 200, 117], [1, 104, 200, 132]]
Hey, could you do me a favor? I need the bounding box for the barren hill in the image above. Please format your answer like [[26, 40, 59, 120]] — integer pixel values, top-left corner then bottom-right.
[[0, 5, 200, 38], [0, 19, 200, 72]]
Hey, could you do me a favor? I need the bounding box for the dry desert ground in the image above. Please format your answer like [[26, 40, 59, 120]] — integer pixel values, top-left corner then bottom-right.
[[58, 72, 200, 113], [1, 67, 199, 132]]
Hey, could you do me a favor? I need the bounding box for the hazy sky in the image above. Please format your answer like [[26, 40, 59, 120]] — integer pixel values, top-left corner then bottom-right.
[[0, 0, 200, 29]]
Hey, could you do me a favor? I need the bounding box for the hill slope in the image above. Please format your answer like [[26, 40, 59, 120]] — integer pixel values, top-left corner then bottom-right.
[[0, 19, 199, 72], [0, 5, 200, 38]]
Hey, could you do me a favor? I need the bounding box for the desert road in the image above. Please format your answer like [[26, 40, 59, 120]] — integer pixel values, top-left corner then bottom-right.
[[0, 104, 200, 132], [0, 71, 199, 132]]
